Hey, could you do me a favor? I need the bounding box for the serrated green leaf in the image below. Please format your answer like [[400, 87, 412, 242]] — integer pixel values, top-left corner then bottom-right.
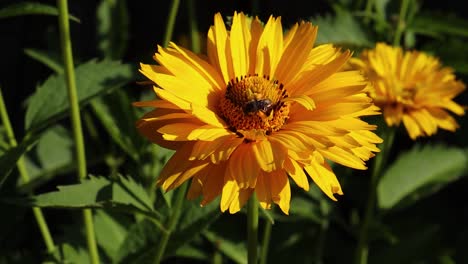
[[25, 60, 135, 134], [97, 0, 129, 59], [10, 174, 159, 222], [0, 2, 80, 22], [59, 243, 90, 264], [23, 48, 63, 74], [94, 210, 129, 262], [0, 135, 37, 189], [91, 90, 143, 161], [36, 125, 73, 171], [166, 199, 220, 256], [204, 230, 247, 264], [115, 218, 161, 263], [377, 144, 467, 210], [311, 8, 372, 48]]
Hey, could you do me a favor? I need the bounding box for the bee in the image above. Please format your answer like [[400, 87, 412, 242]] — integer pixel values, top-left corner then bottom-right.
[[243, 98, 274, 120]]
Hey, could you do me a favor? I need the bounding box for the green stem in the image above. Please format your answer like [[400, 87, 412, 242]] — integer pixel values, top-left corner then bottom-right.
[[186, 0, 200, 54], [56, 1, 100, 263], [393, 0, 411, 46], [247, 194, 259, 264], [259, 219, 272, 264], [363, 0, 374, 25], [354, 127, 396, 264], [0, 88, 56, 254], [153, 183, 188, 264], [162, 0, 181, 47]]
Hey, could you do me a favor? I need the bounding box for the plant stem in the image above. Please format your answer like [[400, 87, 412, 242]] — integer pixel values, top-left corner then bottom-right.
[[56, 1, 100, 263], [259, 219, 272, 264], [354, 127, 396, 264], [162, 0, 181, 47], [247, 194, 259, 264], [186, 0, 200, 54], [0, 88, 56, 254], [393, 0, 411, 46], [363, 0, 374, 25], [153, 183, 188, 264]]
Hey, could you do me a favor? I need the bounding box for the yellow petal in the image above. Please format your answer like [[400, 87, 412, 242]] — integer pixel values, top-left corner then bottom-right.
[[304, 161, 343, 201], [284, 158, 309, 191], [220, 176, 239, 212], [226, 143, 260, 189], [252, 140, 286, 172], [230, 12, 250, 77], [255, 15, 283, 77]]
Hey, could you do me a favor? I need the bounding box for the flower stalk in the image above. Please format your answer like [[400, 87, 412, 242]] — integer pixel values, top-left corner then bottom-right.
[[259, 219, 272, 264], [162, 0, 181, 48], [247, 194, 259, 264], [354, 126, 396, 264], [153, 183, 188, 264], [393, 0, 411, 46], [56, 0, 100, 263], [0, 88, 56, 254]]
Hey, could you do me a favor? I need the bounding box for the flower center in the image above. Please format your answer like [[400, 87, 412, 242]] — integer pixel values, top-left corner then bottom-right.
[[218, 75, 290, 140]]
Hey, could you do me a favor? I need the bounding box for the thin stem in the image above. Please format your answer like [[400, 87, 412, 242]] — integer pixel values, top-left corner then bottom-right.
[[153, 183, 188, 264], [393, 0, 411, 46], [186, 0, 200, 54], [354, 127, 396, 264], [0, 88, 56, 254], [259, 219, 272, 264], [247, 194, 259, 264], [363, 0, 374, 25], [162, 0, 181, 48], [56, 1, 99, 263]]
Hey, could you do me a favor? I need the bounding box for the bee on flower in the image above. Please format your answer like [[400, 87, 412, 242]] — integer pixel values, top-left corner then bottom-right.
[[134, 12, 382, 214]]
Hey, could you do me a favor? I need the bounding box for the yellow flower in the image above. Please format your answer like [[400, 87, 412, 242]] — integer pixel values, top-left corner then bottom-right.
[[351, 42, 466, 139], [135, 12, 382, 214]]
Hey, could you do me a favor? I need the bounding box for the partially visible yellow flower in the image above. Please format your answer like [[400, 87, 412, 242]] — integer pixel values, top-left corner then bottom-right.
[[351, 42, 466, 139], [135, 12, 382, 214]]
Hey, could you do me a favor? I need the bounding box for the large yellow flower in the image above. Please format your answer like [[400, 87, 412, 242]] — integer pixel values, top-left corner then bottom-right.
[[135, 12, 382, 214], [351, 42, 466, 139]]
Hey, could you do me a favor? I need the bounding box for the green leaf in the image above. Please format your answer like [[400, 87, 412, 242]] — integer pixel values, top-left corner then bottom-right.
[[377, 144, 467, 210], [311, 8, 372, 48], [97, 0, 129, 59], [116, 198, 220, 263], [10, 174, 159, 222], [23, 48, 63, 74], [115, 218, 161, 264], [0, 135, 37, 189], [25, 59, 135, 134], [36, 125, 73, 172], [58, 243, 90, 264], [174, 243, 209, 261], [204, 230, 247, 264], [166, 198, 221, 256], [410, 12, 468, 38], [94, 210, 130, 262], [0, 2, 80, 22], [288, 196, 322, 224], [91, 90, 143, 161]]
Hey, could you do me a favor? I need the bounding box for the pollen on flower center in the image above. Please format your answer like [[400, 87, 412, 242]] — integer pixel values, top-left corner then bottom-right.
[[218, 74, 290, 138]]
